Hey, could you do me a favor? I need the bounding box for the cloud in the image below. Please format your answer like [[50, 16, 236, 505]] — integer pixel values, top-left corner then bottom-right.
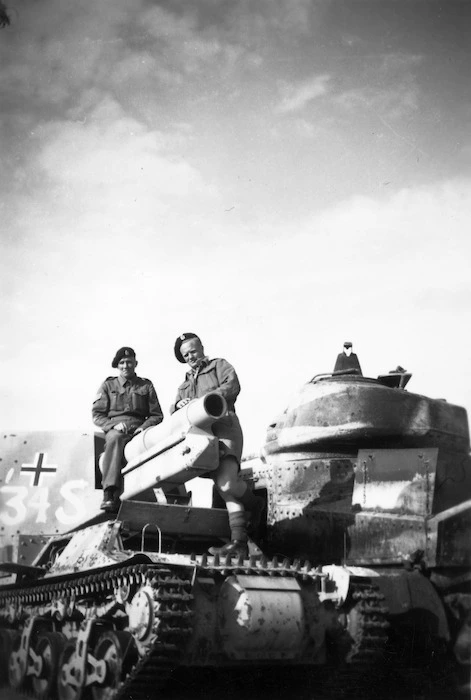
[[241, 177, 471, 302], [0, 0, 135, 109], [334, 52, 422, 121], [335, 83, 419, 122], [37, 99, 210, 197], [2, 93, 216, 251], [1, 1, 471, 450], [277, 74, 331, 113], [224, 0, 326, 45], [0, 0, 262, 130]]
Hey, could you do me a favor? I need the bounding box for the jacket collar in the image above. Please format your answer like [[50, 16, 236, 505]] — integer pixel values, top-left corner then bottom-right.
[[118, 373, 138, 386], [187, 356, 211, 378]]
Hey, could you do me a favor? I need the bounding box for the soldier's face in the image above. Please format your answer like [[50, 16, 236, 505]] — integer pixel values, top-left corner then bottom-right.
[[118, 357, 137, 378], [180, 339, 204, 369]]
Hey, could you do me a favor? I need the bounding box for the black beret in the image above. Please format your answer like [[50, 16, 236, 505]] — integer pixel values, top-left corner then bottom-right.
[[111, 346, 136, 368], [174, 333, 200, 363]]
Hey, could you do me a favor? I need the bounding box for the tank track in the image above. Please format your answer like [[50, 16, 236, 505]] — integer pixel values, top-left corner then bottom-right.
[[0, 561, 195, 699], [346, 582, 390, 664], [114, 565, 193, 700], [0, 555, 388, 699], [323, 580, 390, 698]]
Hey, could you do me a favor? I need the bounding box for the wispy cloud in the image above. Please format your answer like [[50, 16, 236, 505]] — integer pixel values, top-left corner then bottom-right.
[[334, 52, 422, 121], [37, 100, 209, 196], [277, 74, 331, 113], [335, 83, 419, 121]]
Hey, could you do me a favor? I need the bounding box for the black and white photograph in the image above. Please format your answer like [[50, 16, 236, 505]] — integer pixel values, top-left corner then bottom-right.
[[0, 1, 470, 698]]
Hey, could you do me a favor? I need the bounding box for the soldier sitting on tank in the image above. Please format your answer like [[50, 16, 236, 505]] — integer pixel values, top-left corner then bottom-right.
[[172, 333, 264, 558], [92, 346, 163, 512]]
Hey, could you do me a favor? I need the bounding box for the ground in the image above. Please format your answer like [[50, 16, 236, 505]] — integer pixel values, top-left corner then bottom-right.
[[1, 666, 465, 700]]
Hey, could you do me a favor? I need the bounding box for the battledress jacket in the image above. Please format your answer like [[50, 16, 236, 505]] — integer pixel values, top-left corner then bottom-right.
[[170, 357, 243, 462], [92, 374, 163, 433]]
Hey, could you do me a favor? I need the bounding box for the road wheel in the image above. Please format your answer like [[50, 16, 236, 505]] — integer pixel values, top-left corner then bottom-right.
[[57, 640, 85, 700], [32, 631, 65, 699], [91, 630, 136, 700], [0, 629, 18, 684]]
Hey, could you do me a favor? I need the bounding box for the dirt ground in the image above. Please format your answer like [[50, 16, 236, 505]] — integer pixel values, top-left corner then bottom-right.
[[0, 666, 466, 700]]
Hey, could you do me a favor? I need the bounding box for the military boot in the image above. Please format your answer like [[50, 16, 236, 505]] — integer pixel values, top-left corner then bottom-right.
[[208, 540, 249, 558], [100, 487, 121, 512], [208, 510, 248, 558]]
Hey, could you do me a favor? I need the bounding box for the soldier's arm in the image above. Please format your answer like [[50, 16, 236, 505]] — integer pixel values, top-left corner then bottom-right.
[[169, 387, 185, 414], [214, 358, 241, 405], [92, 382, 115, 432]]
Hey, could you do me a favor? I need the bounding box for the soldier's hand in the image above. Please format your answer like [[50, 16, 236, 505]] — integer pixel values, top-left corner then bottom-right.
[[176, 398, 191, 409], [114, 422, 128, 433]]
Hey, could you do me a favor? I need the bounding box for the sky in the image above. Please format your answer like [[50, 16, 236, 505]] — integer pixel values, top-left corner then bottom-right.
[[1, 0, 471, 456]]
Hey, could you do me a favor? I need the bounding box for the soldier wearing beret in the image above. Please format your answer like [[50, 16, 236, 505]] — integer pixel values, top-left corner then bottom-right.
[[93, 347, 163, 511], [171, 333, 263, 557]]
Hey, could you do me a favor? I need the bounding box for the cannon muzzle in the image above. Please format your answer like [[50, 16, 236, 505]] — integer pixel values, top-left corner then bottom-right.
[[121, 392, 227, 500]]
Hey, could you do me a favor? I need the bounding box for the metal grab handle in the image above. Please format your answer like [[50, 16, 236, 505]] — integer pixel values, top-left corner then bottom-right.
[[141, 523, 162, 554]]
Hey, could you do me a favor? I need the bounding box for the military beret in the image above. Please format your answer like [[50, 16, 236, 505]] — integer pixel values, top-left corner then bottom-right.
[[111, 346, 136, 368], [174, 333, 200, 363]]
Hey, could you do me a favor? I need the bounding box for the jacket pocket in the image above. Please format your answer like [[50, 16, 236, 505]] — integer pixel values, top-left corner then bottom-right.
[[109, 390, 121, 411], [131, 388, 148, 413]]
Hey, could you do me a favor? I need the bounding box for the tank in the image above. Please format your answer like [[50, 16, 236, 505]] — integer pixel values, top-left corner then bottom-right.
[[246, 344, 471, 691], [0, 391, 388, 700], [0, 347, 469, 699]]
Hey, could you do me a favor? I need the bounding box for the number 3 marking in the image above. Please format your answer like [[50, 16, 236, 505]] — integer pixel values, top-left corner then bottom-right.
[[0, 486, 28, 525]]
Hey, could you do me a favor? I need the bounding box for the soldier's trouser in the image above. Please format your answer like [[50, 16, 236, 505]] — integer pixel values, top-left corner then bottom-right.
[[101, 429, 133, 491]]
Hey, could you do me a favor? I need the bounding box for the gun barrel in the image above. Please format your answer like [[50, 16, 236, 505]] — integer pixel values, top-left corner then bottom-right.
[[124, 392, 227, 463]]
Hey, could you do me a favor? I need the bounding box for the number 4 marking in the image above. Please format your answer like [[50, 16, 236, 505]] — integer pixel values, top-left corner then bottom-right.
[[28, 488, 50, 523]]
